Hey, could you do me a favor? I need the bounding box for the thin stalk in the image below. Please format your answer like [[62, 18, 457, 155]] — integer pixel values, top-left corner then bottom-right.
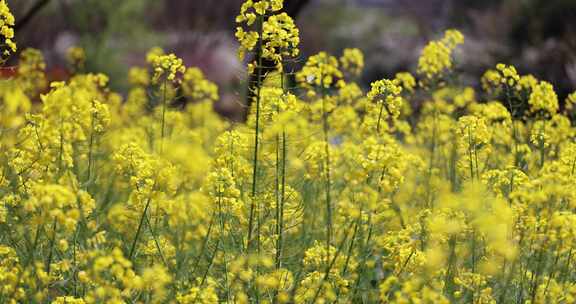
[[426, 110, 437, 208], [538, 122, 546, 168], [128, 183, 156, 261], [45, 217, 58, 274], [473, 138, 480, 178], [85, 99, 97, 185], [508, 170, 515, 204], [272, 137, 281, 304], [396, 249, 416, 277], [471, 230, 477, 273], [321, 86, 333, 253], [559, 248, 573, 283], [443, 236, 458, 299], [27, 224, 43, 265], [382, 249, 417, 300], [350, 218, 374, 301], [247, 14, 265, 252], [144, 212, 169, 269], [273, 72, 288, 304], [72, 222, 80, 296], [193, 238, 221, 303], [543, 244, 561, 296], [376, 100, 385, 133], [467, 126, 475, 180], [275, 64, 288, 273], [310, 223, 352, 304], [57, 118, 64, 177], [160, 79, 168, 153], [275, 134, 282, 263], [217, 189, 232, 303], [341, 218, 360, 276], [504, 86, 520, 167], [498, 225, 521, 296], [278, 132, 287, 269], [529, 239, 548, 303], [187, 212, 215, 279], [5, 223, 42, 299]]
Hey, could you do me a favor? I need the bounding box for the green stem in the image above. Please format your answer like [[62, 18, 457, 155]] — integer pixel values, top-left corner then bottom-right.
[[45, 217, 58, 275], [144, 212, 169, 269], [85, 99, 97, 186], [504, 86, 520, 167], [216, 188, 232, 303], [247, 14, 265, 252], [274, 65, 288, 303], [321, 87, 333, 253], [350, 218, 374, 301], [443, 236, 457, 299], [310, 222, 352, 304], [341, 218, 359, 276], [128, 183, 156, 261], [160, 79, 168, 153], [467, 126, 475, 180], [187, 212, 215, 279], [538, 122, 546, 168], [376, 100, 385, 133]]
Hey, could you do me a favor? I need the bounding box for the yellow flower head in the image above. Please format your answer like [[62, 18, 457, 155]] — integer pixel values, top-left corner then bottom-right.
[[0, 0, 16, 61], [394, 72, 416, 92], [565, 91, 576, 112], [66, 46, 86, 70], [146, 46, 165, 64], [17, 48, 47, 95], [456, 115, 491, 150], [235, 1, 299, 65], [297, 52, 343, 89], [481, 63, 520, 93], [149, 53, 186, 84], [260, 13, 300, 68], [339, 48, 364, 77], [182, 67, 219, 103], [367, 79, 403, 120], [128, 67, 151, 87], [528, 80, 558, 116], [236, 0, 283, 26], [417, 29, 464, 80]]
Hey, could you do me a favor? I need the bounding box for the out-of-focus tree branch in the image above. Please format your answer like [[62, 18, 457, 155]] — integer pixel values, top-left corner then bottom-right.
[[285, 0, 311, 19], [15, 0, 52, 32]]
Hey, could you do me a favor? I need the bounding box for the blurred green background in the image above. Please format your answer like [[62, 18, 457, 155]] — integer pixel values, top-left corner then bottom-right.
[[10, 0, 576, 115]]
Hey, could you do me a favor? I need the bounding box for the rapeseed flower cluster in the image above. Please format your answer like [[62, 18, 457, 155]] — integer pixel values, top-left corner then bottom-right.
[[340, 48, 364, 78], [261, 13, 300, 70], [66, 46, 86, 71], [150, 53, 186, 84], [417, 29, 464, 83], [1, 1, 576, 303], [17, 48, 48, 96], [297, 51, 343, 90], [0, 0, 15, 60]]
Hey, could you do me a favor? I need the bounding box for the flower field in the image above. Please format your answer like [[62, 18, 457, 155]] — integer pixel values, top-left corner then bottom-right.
[[2, 0, 576, 303]]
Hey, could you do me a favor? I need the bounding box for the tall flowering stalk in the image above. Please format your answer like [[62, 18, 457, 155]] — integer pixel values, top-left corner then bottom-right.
[[236, 0, 282, 251], [148, 52, 185, 153], [297, 52, 342, 251]]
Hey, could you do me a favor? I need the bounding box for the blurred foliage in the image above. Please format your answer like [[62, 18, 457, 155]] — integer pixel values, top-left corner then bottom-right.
[[9, 0, 576, 100], [11, 0, 162, 91], [65, 0, 161, 90]]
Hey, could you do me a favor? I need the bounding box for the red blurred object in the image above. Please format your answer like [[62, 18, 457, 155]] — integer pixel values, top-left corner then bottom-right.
[[0, 66, 69, 82], [46, 66, 70, 82], [0, 66, 18, 79]]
